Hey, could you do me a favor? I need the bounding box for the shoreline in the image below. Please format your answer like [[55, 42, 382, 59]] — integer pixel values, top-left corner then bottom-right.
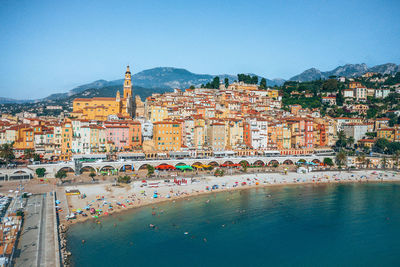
[[61, 170, 400, 228]]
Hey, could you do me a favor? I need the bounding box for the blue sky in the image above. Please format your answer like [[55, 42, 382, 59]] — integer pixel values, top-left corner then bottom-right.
[[0, 0, 399, 99]]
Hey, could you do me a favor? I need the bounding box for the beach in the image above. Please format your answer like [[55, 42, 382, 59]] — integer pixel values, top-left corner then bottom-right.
[[61, 169, 400, 225]]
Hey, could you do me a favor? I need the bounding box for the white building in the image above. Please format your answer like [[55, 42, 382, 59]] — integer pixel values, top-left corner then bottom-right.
[[343, 89, 354, 98], [342, 123, 369, 142], [249, 119, 268, 149], [375, 88, 390, 99], [355, 87, 367, 101]]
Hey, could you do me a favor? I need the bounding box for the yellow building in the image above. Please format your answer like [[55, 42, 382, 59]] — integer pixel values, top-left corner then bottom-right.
[[61, 121, 73, 160], [227, 82, 259, 91], [72, 66, 134, 121], [153, 121, 182, 151], [148, 106, 169, 123], [377, 128, 395, 141], [267, 89, 279, 98]]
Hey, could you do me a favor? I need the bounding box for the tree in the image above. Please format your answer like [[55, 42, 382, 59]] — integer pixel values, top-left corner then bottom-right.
[[24, 149, 34, 160], [118, 175, 131, 184], [356, 154, 366, 168], [237, 74, 258, 84], [347, 136, 355, 149], [322, 79, 338, 92], [89, 171, 96, 181], [367, 107, 378, 119], [33, 154, 41, 162], [55, 170, 67, 179], [335, 151, 348, 168], [224, 78, 229, 89], [260, 78, 267, 89], [323, 157, 334, 166], [336, 90, 344, 106], [146, 165, 155, 176], [35, 168, 46, 178], [211, 76, 220, 89], [0, 143, 15, 163], [335, 131, 347, 149], [189, 85, 195, 89], [374, 138, 390, 153], [214, 169, 224, 177], [392, 151, 400, 169], [365, 158, 371, 169], [240, 161, 248, 172], [381, 157, 388, 169]]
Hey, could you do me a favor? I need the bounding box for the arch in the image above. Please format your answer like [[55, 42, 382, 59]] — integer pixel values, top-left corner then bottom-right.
[[80, 166, 96, 173], [208, 161, 219, 167], [297, 159, 307, 164], [253, 160, 265, 167], [312, 159, 321, 164], [138, 164, 151, 170], [120, 164, 134, 172], [191, 162, 203, 167], [222, 161, 234, 166], [57, 167, 74, 173], [268, 160, 279, 166], [99, 165, 117, 172], [283, 159, 294, 165], [13, 170, 28, 175], [239, 160, 250, 167], [175, 162, 187, 167]]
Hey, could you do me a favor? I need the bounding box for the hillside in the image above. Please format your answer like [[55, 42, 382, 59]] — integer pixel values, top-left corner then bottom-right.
[[42, 67, 284, 102], [289, 63, 400, 82], [65, 85, 171, 102]]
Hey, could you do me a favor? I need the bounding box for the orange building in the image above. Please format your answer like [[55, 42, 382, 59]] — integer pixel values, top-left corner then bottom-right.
[[72, 66, 134, 121], [61, 121, 73, 160], [153, 121, 182, 151]]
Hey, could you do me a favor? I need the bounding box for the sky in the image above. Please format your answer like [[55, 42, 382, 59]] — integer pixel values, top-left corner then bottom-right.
[[0, 0, 399, 99]]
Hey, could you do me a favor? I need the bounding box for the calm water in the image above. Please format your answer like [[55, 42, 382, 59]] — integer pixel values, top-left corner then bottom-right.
[[67, 183, 400, 267]]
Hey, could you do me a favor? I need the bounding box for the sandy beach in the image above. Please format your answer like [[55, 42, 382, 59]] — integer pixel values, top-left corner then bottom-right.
[[60, 170, 400, 225]]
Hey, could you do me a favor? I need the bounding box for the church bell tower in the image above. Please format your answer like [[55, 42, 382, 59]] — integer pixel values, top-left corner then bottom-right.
[[123, 65, 132, 99]]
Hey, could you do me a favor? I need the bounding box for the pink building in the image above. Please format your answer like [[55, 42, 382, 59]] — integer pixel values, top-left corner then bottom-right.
[[105, 125, 129, 151], [304, 120, 314, 148]]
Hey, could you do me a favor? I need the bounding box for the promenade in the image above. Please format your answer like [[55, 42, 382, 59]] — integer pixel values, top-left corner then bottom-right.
[[14, 193, 58, 267]]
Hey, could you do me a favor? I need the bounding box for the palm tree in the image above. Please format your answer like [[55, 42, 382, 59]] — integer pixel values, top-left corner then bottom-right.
[[336, 131, 347, 149], [365, 158, 371, 169], [335, 151, 348, 169], [24, 149, 34, 160], [392, 150, 400, 170], [356, 154, 366, 168], [0, 143, 15, 164], [381, 157, 388, 170], [347, 136, 355, 149]]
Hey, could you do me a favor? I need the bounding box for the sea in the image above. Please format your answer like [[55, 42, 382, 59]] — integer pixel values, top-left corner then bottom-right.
[[67, 182, 400, 267]]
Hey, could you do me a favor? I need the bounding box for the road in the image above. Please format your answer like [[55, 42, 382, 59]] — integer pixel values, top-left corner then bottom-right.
[[13, 193, 56, 267]]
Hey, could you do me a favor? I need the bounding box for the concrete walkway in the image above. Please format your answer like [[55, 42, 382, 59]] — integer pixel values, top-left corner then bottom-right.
[[14, 194, 44, 267], [14, 193, 58, 267]]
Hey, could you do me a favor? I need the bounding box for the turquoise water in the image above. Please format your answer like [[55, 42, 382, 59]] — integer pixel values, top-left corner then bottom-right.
[[67, 183, 400, 266]]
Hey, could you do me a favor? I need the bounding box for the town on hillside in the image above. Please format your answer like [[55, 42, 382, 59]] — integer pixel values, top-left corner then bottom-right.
[[1, 66, 400, 174]]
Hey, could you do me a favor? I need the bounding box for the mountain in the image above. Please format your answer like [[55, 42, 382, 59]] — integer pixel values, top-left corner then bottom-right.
[[64, 85, 170, 102], [369, 63, 400, 75], [41, 67, 285, 101], [0, 97, 33, 104], [289, 68, 324, 82], [289, 63, 400, 82], [325, 63, 369, 77]]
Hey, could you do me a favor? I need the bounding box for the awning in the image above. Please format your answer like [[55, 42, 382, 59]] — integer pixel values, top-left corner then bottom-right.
[[170, 152, 190, 156], [156, 164, 176, 170], [119, 153, 145, 157], [176, 165, 193, 170]]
